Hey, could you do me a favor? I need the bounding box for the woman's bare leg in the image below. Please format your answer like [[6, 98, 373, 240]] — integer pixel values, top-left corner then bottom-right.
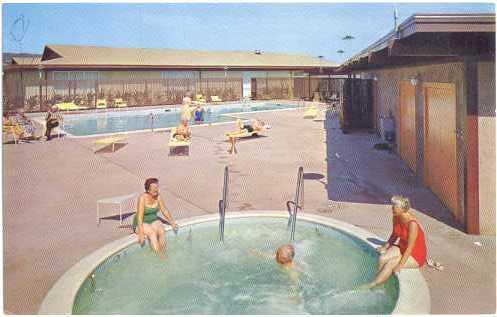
[[378, 246, 401, 272], [142, 223, 162, 257], [153, 221, 167, 251], [370, 255, 419, 288]]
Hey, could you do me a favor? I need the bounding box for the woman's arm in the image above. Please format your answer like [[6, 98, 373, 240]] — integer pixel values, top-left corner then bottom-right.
[[379, 219, 397, 252], [396, 222, 418, 270], [158, 196, 177, 229], [136, 195, 145, 244]]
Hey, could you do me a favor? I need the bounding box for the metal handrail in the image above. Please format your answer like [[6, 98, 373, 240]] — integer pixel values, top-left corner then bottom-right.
[[219, 166, 229, 242], [286, 200, 302, 229], [288, 167, 304, 241]]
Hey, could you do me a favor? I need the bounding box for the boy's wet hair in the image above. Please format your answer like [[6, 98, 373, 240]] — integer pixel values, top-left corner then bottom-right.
[[276, 244, 295, 264]]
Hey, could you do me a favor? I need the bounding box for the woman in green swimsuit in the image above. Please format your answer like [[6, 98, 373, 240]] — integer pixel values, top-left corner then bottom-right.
[[134, 178, 178, 258]]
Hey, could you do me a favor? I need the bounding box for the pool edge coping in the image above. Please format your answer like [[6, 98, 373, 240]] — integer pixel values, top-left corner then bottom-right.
[[38, 211, 430, 315]]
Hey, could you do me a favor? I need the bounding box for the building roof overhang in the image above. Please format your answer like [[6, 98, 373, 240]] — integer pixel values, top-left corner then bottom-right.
[[338, 13, 495, 73]]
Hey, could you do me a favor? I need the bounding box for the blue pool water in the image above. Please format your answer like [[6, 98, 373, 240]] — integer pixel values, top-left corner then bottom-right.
[[61, 103, 296, 136]]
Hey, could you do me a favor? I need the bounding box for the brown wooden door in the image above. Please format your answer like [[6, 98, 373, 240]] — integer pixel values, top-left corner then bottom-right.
[[251, 78, 257, 99], [424, 82, 459, 219], [399, 81, 417, 172]]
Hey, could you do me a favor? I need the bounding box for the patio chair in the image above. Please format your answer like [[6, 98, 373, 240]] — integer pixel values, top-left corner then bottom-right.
[[114, 98, 128, 108], [55, 102, 88, 111], [168, 127, 191, 156], [210, 95, 223, 103], [96, 99, 107, 109]]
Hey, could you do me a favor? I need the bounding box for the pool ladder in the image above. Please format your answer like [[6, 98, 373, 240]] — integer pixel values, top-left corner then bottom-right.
[[287, 167, 304, 241], [219, 166, 229, 242]]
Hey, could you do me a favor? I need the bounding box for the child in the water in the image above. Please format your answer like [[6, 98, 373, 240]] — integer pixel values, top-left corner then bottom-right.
[[250, 244, 301, 302]]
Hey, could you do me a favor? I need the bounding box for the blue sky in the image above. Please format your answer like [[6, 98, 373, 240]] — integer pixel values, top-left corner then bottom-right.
[[2, 2, 494, 63]]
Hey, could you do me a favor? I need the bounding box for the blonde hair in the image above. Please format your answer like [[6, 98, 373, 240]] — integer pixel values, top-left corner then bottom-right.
[[391, 195, 410, 211], [182, 96, 192, 104]]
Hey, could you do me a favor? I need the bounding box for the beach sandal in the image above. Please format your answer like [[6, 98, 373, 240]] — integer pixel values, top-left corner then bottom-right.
[[426, 257, 444, 271]]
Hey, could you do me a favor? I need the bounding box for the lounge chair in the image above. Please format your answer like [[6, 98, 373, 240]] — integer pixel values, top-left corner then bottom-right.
[[56, 102, 88, 111], [210, 95, 222, 103], [96, 99, 107, 109], [94, 135, 126, 153], [303, 106, 318, 119], [168, 127, 191, 156], [192, 94, 206, 105], [225, 129, 260, 139], [3, 121, 25, 144], [114, 98, 127, 108]]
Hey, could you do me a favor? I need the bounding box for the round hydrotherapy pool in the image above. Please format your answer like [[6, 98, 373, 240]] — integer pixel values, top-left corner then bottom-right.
[[39, 212, 430, 314]]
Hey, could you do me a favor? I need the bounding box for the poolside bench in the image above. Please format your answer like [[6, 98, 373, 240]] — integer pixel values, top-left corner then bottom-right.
[[94, 136, 126, 153]]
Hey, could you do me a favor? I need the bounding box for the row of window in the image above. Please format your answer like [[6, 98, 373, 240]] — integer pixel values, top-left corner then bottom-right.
[[51, 71, 296, 81]]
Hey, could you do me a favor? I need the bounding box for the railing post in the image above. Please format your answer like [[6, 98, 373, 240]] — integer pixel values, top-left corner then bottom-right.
[[289, 166, 304, 241], [219, 166, 229, 242]]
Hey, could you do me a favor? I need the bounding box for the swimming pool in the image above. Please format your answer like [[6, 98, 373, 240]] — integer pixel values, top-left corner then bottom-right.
[[60, 102, 296, 137], [39, 212, 431, 315]]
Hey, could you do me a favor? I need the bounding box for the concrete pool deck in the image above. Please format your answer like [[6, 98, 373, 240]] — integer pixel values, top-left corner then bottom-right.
[[2, 106, 495, 314]]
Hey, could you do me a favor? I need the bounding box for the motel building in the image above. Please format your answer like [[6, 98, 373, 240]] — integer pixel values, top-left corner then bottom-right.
[[339, 13, 496, 235], [2, 13, 495, 235], [2, 45, 337, 112]]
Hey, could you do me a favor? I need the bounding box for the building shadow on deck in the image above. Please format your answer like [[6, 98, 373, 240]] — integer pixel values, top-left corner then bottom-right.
[[323, 110, 465, 232]]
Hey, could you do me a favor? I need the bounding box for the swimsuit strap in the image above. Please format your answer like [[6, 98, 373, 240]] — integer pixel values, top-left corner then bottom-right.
[[407, 219, 420, 225]]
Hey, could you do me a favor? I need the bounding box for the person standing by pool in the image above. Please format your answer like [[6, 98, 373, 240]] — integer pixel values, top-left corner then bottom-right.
[[181, 96, 193, 121], [364, 195, 427, 288], [193, 105, 205, 123], [133, 178, 178, 258], [45, 105, 62, 141]]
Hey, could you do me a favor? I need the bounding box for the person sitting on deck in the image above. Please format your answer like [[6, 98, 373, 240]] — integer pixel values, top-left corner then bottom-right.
[[3, 112, 27, 140], [133, 178, 178, 259], [14, 108, 38, 139], [362, 195, 427, 289], [173, 118, 192, 141]]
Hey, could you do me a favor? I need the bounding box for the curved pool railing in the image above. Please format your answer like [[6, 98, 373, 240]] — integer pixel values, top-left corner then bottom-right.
[[287, 166, 304, 241], [38, 211, 430, 315], [219, 166, 229, 242]]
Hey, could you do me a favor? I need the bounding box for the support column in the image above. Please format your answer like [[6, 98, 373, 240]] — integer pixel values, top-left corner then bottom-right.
[[465, 58, 479, 234]]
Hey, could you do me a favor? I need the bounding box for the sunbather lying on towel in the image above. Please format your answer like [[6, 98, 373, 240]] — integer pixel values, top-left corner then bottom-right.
[[173, 119, 191, 141], [227, 118, 266, 137], [240, 118, 265, 133]]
